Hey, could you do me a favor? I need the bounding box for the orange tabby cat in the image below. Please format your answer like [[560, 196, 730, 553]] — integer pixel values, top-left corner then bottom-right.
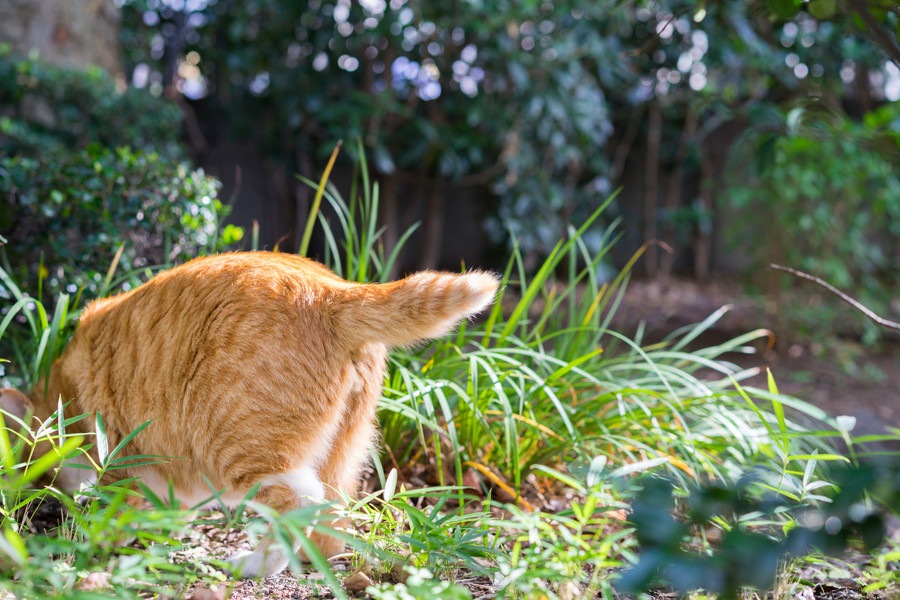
[[1, 252, 499, 577]]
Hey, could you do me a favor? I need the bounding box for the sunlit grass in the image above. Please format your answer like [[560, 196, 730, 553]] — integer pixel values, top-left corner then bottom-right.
[[0, 145, 889, 598]]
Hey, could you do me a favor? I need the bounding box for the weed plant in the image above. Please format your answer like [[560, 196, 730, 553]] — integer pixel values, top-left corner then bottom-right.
[[0, 145, 886, 598]]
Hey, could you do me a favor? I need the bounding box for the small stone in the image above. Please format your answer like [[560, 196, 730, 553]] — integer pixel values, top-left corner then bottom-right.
[[343, 571, 374, 595], [75, 572, 111, 591], [187, 585, 226, 600]]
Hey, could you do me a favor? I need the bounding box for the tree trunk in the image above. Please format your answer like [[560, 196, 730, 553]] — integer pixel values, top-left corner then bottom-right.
[[694, 142, 714, 282], [643, 102, 663, 277], [161, 9, 188, 97], [0, 0, 122, 77], [659, 107, 697, 280], [420, 183, 444, 270]]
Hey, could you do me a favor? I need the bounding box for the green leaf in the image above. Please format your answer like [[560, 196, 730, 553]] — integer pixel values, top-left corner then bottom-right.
[[95, 412, 109, 466], [106, 419, 152, 465], [786, 453, 850, 462], [808, 0, 837, 19], [220, 223, 244, 245], [753, 133, 778, 176], [586, 455, 608, 487], [0, 413, 15, 474], [769, 0, 799, 19], [608, 456, 671, 479], [383, 467, 397, 502], [0, 527, 27, 566]]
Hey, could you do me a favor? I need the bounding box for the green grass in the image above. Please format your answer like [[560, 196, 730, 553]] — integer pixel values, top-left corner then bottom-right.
[[0, 146, 896, 598]]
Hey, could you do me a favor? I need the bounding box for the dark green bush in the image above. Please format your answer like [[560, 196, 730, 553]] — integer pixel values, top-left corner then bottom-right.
[[0, 49, 241, 300], [727, 103, 900, 341], [0, 45, 182, 158], [620, 464, 900, 598], [0, 145, 241, 298]]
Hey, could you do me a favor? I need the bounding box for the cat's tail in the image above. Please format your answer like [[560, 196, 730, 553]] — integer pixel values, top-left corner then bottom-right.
[[334, 271, 500, 348]]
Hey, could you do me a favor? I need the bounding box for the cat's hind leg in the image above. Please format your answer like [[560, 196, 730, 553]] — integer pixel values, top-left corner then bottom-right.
[[224, 465, 325, 578], [306, 348, 385, 559]]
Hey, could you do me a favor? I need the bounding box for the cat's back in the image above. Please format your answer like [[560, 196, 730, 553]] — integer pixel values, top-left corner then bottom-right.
[[169, 252, 352, 289], [66, 253, 351, 398], [80, 252, 348, 322]]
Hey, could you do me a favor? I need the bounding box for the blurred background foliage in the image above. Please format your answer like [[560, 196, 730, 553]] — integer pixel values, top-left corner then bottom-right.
[[0, 0, 898, 339], [0, 48, 239, 300]]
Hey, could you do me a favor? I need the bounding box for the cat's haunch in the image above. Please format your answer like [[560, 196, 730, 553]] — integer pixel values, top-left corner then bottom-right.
[[8, 252, 499, 577]]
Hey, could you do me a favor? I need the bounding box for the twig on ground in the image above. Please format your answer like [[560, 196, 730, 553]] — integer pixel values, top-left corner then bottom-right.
[[769, 263, 900, 332]]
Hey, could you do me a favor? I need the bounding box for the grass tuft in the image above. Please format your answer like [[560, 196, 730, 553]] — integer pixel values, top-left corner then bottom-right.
[[0, 148, 894, 598]]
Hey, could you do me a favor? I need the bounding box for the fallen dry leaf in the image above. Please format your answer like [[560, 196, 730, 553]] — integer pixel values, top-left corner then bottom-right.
[[186, 585, 227, 600], [343, 571, 374, 595], [75, 572, 111, 591]]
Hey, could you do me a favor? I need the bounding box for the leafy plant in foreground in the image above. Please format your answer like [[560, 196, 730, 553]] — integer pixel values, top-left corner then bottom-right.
[[618, 462, 900, 598], [0, 404, 220, 598], [367, 567, 474, 600]]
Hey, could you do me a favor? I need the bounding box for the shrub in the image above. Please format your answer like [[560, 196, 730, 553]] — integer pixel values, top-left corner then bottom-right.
[[0, 49, 242, 303], [0, 46, 183, 158], [620, 463, 900, 598], [0, 144, 240, 299], [727, 103, 900, 341], [0, 50, 242, 376]]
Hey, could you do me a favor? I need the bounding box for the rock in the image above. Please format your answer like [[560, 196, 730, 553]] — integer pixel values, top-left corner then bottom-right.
[[187, 585, 227, 600], [342, 572, 374, 595], [75, 572, 111, 591]]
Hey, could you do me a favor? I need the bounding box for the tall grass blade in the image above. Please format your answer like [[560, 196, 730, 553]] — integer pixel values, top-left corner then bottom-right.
[[100, 243, 126, 296], [299, 140, 342, 257], [95, 412, 109, 467]]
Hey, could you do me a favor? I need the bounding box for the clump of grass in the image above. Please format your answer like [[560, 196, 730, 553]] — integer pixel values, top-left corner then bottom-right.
[[0, 144, 882, 599], [0, 403, 224, 598], [299, 146, 840, 500], [285, 145, 874, 596]]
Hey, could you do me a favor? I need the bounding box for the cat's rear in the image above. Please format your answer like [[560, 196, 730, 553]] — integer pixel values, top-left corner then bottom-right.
[[26, 252, 499, 577]]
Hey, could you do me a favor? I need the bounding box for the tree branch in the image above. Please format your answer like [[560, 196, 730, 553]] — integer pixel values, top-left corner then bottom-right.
[[846, 0, 900, 65], [769, 264, 900, 331]]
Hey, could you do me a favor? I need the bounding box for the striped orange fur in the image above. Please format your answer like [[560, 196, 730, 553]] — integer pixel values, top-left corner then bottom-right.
[[4, 251, 499, 576]]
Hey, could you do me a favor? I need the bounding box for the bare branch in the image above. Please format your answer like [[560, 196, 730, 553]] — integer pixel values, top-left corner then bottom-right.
[[769, 264, 900, 331], [846, 0, 900, 65]]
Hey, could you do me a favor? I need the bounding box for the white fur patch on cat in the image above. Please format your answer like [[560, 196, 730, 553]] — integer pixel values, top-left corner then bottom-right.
[[226, 544, 293, 578], [259, 465, 325, 505], [225, 465, 325, 577], [55, 453, 97, 493]]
